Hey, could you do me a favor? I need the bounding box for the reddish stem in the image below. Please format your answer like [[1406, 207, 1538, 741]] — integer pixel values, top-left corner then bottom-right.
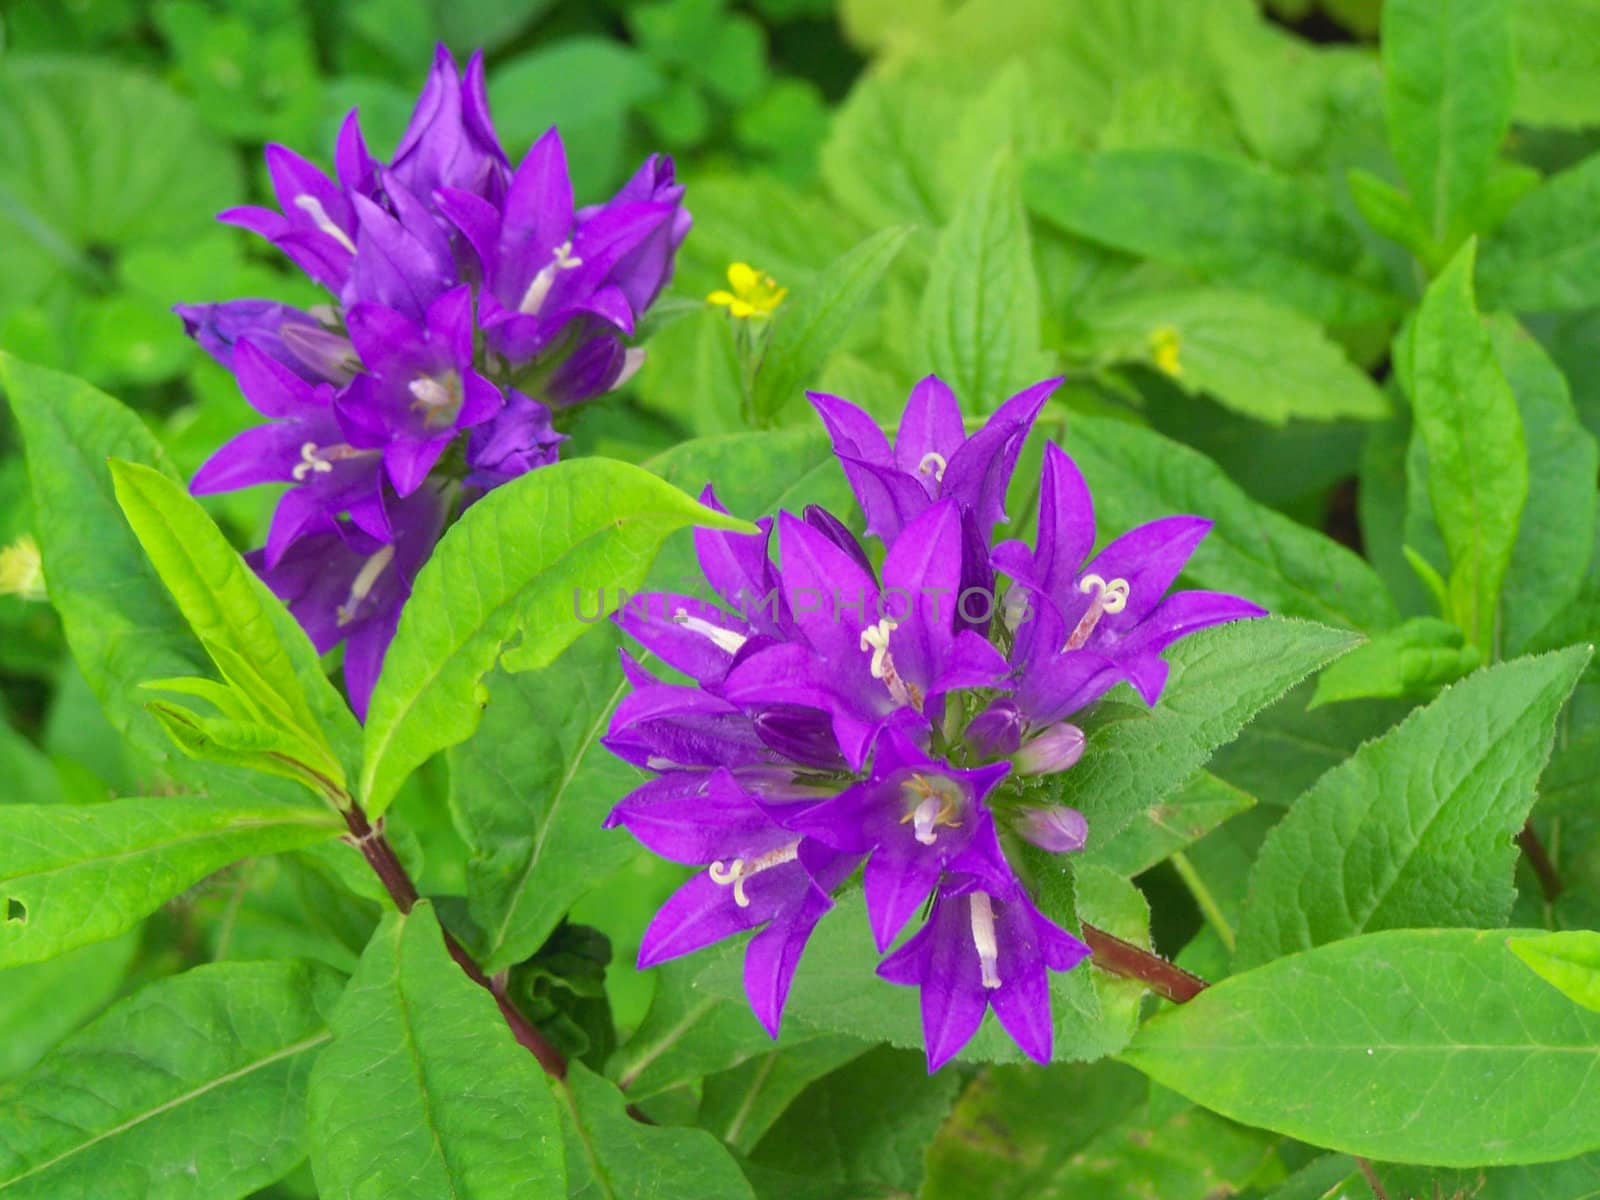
[[1081, 922, 1207, 1003], [342, 804, 568, 1079]]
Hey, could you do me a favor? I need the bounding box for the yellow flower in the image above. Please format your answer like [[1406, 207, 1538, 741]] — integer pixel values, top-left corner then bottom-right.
[[708, 262, 787, 319], [1148, 326, 1183, 378], [0, 534, 46, 602]]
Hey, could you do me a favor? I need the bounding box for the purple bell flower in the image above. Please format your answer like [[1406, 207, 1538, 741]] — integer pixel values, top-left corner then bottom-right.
[[809, 376, 1059, 542], [175, 300, 359, 384], [995, 444, 1267, 720], [878, 864, 1090, 1070], [388, 46, 510, 206], [334, 284, 504, 496]]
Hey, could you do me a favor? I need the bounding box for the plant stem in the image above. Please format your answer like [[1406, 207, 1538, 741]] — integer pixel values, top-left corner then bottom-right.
[[1356, 1156, 1391, 1199], [1080, 923, 1207, 1003], [341, 803, 568, 1079], [1170, 851, 1236, 953], [1517, 821, 1563, 903]]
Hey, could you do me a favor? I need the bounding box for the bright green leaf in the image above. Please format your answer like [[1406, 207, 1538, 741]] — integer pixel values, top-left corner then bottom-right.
[[915, 150, 1050, 413], [1407, 241, 1528, 653], [1509, 930, 1600, 1013], [359, 458, 754, 819], [308, 901, 565, 1199], [1084, 771, 1256, 878], [1235, 647, 1588, 968], [0, 960, 338, 1198], [0, 796, 341, 968], [1512, 0, 1600, 129], [1125, 928, 1600, 1166], [1024, 148, 1401, 326], [1480, 152, 1600, 312], [1308, 615, 1479, 707]]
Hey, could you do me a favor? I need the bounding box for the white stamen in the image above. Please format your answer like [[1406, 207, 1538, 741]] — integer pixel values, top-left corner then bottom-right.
[[672, 608, 748, 655], [517, 240, 584, 315], [911, 797, 941, 846], [708, 841, 801, 907], [1063, 573, 1130, 651], [408, 376, 452, 409], [293, 194, 357, 254], [291, 441, 334, 482], [408, 374, 462, 429], [970, 893, 1002, 989], [917, 451, 948, 483], [307, 304, 339, 326], [860, 617, 899, 678], [336, 544, 395, 626]]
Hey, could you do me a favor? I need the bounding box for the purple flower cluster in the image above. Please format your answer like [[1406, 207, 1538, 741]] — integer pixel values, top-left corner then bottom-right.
[[179, 47, 689, 715], [603, 376, 1264, 1070]]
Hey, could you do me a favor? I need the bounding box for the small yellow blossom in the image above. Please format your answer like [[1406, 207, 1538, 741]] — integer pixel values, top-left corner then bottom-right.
[[1148, 326, 1183, 378], [0, 534, 46, 602], [708, 262, 787, 319]]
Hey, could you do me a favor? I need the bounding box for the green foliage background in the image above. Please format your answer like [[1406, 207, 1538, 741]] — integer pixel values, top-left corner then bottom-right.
[[5, 0, 1600, 1197]]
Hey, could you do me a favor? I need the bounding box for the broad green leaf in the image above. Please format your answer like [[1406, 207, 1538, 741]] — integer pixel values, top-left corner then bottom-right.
[[555, 1061, 755, 1200], [1512, 0, 1600, 129], [1407, 241, 1527, 653], [0, 933, 136, 1082], [360, 458, 754, 819], [1509, 930, 1600, 1013], [1064, 415, 1398, 632], [753, 225, 911, 423], [451, 631, 641, 975], [742, 1047, 960, 1200], [109, 460, 359, 790], [1347, 167, 1434, 262], [1083, 770, 1256, 878], [1023, 148, 1401, 326], [0, 58, 241, 310], [1, 355, 203, 767], [1045, 618, 1358, 847], [696, 1036, 868, 1154], [1237, 648, 1589, 967], [308, 901, 564, 1199], [915, 149, 1050, 413], [1082, 287, 1388, 425], [634, 307, 745, 436], [0, 796, 341, 968], [1382, 0, 1514, 249], [1481, 152, 1600, 312], [1125, 928, 1600, 1166], [0, 960, 338, 1199], [1308, 615, 1479, 707], [1490, 319, 1600, 655]]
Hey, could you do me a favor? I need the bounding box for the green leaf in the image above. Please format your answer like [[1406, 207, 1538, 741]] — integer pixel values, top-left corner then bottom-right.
[[820, 68, 965, 229], [1513, 0, 1600, 129], [1, 356, 202, 767], [1082, 287, 1388, 425], [109, 460, 359, 791], [1235, 648, 1588, 969], [0, 960, 338, 1198], [1480, 152, 1600, 312], [1382, 0, 1514, 249], [0, 933, 136, 1082], [1046, 618, 1359, 847], [1486, 321, 1600, 656], [1509, 930, 1600, 1012], [1307, 615, 1479, 707], [1023, 148, 1401, 326], [1407, 241, 1528, 653], [0, 796, 341, 968], [0, 57, 242, 310], [555, 1061, 755, 1200], [359, 458, 754, 819], [1382, 1155, 1600, 1200], [914, 149, 1050, 413], [451, 630, 642, 975], [1063, 415, 1398, 632], [1125, 928, 1600, 1166], [752, 225, 911, 424], [1084, 770, 1256, 878], [742, 1047, 960, 1200], [1346, 167, 1433, 262], [635, 307, 745, 437], [696, 1036, 868, 1154], [307, 901, 564, 1199]]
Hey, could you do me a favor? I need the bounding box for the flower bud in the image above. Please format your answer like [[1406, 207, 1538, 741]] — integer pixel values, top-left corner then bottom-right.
[[1014, 722, 1085, 776], [1013, 804, 1088, 854], [755, 704, 847, 770], [966, 699, 1023, 759]]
